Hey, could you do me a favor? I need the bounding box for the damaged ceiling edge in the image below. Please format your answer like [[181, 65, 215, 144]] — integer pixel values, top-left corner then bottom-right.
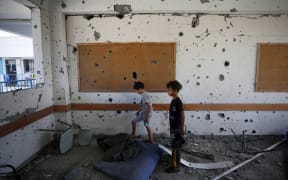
[[62, 10, 288, 16], [67, 11, 286, 23]]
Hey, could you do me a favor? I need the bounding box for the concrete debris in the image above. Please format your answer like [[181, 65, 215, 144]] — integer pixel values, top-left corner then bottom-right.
[[213, 138, 286, 180], [238, 153, 251, 160], [182, 148, 215, 160], [18, 135, 286, 179], [255, 159, 262, 164]]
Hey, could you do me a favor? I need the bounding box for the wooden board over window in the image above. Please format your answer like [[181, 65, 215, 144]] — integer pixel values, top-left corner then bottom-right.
[[78, 42, 176, 92], [256, 43, 288, 92]]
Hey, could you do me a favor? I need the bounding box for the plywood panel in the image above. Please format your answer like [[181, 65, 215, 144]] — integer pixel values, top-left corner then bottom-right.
[[256, 43, 288, 92], [78, 42, 176, 92]]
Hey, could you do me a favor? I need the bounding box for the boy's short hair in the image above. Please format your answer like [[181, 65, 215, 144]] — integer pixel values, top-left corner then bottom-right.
[[133, 81, 144, 90], [166, 80, 182, 92]]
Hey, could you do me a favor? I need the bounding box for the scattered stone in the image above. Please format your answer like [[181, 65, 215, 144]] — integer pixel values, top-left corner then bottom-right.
[[238, 153, 251, 160], [224, 176, 235, 180], [256, 159, 262, 164], [82, 162, 90, 167]]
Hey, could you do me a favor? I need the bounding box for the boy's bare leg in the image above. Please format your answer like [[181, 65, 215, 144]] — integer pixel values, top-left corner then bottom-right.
[[145, 126, 153, 143], [131, 121, 136, 137]]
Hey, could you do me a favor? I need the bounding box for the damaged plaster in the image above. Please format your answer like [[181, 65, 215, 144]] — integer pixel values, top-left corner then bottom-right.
[[66, 13, 288, 136], [50, 0, 288, 15], [191, 15, 200, 28], [0, 0, 55, 169], [94, 31, 101, 40], [114, 4, 132, 14], [200, 0, 210, 4], [2, 0, 288, 172]]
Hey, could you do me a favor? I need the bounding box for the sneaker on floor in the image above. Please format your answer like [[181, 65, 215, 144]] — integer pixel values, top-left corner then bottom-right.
[[165, 167, 180, 173]]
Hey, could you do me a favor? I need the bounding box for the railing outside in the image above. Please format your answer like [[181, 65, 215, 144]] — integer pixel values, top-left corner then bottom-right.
[[0, 73, 36, 93]]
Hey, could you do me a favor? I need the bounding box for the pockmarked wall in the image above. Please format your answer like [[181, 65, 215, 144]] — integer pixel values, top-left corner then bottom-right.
[[0, 0, 288, 170], [1, 0, 288, 170], [65, 13, 288, 135], [0, 2, 55, 168]]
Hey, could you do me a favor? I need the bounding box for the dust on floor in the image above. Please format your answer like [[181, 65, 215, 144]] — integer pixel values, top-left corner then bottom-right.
[[15, 135, 288, 180]]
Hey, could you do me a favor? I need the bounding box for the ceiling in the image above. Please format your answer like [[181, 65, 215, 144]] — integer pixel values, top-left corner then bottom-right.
[[0, 0, 32, 37]]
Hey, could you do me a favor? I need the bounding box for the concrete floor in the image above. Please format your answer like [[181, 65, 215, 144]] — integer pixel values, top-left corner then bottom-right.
[[15, 135, 288, 180]]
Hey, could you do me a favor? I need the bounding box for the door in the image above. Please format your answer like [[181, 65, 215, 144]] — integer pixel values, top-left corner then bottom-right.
[[5, 59, 17, 85]]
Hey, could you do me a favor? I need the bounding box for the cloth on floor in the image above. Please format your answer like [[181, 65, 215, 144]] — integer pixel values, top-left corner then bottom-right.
[[96, 133, 141, 161], [94, 140, 163, 180]]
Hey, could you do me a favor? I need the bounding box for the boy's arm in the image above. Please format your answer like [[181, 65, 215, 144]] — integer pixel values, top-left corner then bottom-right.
[[144, 103, 151, 121], [180, 110, 185, 135]]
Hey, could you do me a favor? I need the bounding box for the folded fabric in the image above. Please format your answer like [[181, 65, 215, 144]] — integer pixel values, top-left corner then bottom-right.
[[94, 140, 163, 180], [97, 133, 141, 161]]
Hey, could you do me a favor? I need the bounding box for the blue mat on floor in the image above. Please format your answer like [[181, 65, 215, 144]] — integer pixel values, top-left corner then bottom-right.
[[94, 140, 163, 180]]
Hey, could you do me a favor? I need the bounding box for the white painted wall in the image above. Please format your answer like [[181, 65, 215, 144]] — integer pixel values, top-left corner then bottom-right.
[[0, 36, 33, 57], [47, 0, 288, 136], [66, 14, 288, 136], [0, 0, 31, 19], [0, 114, 55, 168], [0, 1, 55, 169], [1, 0, 288, 169], [50, 0, 288, 14]]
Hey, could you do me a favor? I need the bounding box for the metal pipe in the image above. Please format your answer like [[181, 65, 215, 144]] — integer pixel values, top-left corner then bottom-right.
[[57, 119, 72, 128], [213, 138, 286, 180], [37, 129, 63, 132]]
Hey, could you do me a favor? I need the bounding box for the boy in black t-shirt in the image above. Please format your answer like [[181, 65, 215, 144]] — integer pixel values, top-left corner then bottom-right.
[[166, 80, 185, 173]]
